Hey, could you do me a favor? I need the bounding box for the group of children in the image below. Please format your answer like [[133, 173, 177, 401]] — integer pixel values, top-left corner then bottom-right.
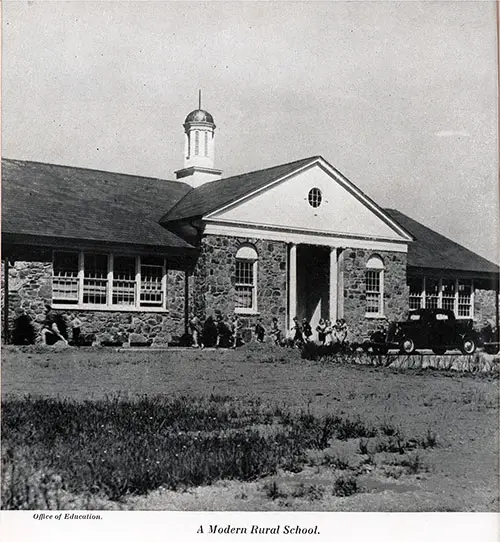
[[188, 313, 243, 349], [314, 318, 349, 346], [188, 312, 349, 349], [288, 316, 349, 348]]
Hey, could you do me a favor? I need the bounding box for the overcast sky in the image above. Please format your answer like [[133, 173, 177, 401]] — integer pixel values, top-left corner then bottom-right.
[[2, 1, 498, 262]]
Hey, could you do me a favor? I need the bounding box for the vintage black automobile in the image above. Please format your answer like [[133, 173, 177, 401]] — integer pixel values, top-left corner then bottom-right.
[[370, 308, 479, 355]]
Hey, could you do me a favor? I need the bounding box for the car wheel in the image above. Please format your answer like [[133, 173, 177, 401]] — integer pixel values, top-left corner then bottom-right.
[[460, 337, 476, 355], [400, 337, 415, 355], [484, 345, 500, 355], [432, 347, 446, 355]]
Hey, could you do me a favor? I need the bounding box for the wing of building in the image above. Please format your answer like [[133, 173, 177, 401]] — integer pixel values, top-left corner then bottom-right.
[[2, 105, 498, 346]]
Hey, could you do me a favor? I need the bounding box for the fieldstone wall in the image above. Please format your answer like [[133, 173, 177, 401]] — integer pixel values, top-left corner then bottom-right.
[[1, 250, 187, 345], [474, 288, 498, 326], [2, 249, 53, 343], [192, 235, 288, 340], [341, 248, 408, 341]]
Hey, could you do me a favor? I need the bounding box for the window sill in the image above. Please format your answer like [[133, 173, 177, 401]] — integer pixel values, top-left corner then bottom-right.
[[51, 304, 168, 313], [234, 308, 260, 316], [365, 313, 385, 319]]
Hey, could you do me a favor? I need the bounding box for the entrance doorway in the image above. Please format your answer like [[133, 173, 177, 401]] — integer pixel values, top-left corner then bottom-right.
[[296, 245, 330, 336]]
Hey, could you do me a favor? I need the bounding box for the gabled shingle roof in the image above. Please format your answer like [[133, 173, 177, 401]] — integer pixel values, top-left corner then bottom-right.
[[385, 209, 499, 275], [161, 156, 321, 223], [2, 159, 195, 249]]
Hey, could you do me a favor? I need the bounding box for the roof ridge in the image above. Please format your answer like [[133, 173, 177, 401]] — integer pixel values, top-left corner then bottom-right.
[[217, 155, 322, 183], [160, 155, 323, 223], [1, 157, 186, 186]]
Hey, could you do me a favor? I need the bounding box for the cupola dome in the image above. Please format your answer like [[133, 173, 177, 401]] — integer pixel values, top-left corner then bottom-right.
[[184, 109, 214, 125]]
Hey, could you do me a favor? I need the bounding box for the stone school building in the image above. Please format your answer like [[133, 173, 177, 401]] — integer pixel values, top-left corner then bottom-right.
[[2, 106, 499, 345]]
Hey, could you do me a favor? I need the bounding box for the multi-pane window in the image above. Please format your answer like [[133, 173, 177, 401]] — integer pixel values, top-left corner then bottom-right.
[[52, 251, 166, 309], [308, 187, 322, 208], [407, 277, 473, 318], [441, 279, 456, 311], [408, 277, 423, 310], [235, 245, 258, 312], [365, 256, 384, 316], [83, 253, 108, 305], [53, 252, 79, 303], [425, 278, 439, 309], [458, 281, 472, 317], [113, 256, 136, 306], [140, 256, 164, 307]]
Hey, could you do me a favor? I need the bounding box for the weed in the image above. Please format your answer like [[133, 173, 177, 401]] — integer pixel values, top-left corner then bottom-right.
[[332, 476, 359, 497], [398, 453, 428, 474], [291, 483, 325, 501], [321, 454, 351, 470], [336, 418, 376, 441], [358, 438, 369, 455], [421, 429, 438, 449], [263, 480, 287, 500]]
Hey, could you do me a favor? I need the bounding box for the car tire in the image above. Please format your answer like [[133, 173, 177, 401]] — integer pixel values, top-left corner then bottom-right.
[[432, 347, 446, 355], [460, 337, 476, 355], [400, 337, 415, 355], [484, 345, 500, 355]]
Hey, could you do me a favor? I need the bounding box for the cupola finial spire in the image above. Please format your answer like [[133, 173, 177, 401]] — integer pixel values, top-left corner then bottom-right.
[[198, 89, 202, 110]]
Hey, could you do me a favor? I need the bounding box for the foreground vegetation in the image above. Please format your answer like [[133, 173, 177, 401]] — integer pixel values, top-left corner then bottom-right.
[[2, 394, 440, 509], [1, 345, 498, 510]]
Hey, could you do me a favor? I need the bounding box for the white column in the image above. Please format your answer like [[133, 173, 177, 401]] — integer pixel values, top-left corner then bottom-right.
[[289, 243, 297, 328], [77, 251, 84, 305], [106, 253, 113, 305], [329, 247, 338, 323], [337, 249, 344, 318]]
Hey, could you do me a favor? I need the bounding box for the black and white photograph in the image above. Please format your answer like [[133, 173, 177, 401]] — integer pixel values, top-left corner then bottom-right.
[[1, 1, 499, 539]]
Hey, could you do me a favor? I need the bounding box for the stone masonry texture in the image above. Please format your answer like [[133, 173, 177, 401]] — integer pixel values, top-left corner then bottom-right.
[[192, 234, 288, 342], [341, 248, 409, 341], [1, 248, 187, 345]]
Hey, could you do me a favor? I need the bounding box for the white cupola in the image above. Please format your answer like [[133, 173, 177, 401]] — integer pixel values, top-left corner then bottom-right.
[[175, 91, 222, 188]]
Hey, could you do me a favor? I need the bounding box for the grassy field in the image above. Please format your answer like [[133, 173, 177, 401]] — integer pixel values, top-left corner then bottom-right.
[[1, 344, 498, 511]]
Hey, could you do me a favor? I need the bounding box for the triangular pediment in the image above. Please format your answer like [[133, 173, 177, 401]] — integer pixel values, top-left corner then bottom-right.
[[205, 158, 412, 243]]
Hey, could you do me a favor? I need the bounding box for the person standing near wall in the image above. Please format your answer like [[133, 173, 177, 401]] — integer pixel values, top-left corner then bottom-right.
[[231, 315, 242, 349], [269, 317, 281, 345], [189, 313, 203, 348], [302, 318, 313, 343], [316, 318, 327, 345], [254, 318, 265, 342]]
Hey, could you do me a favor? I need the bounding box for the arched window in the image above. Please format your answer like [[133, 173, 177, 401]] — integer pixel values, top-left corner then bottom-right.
[[235, 245, 258, 312], [365, 255, 384, 316]]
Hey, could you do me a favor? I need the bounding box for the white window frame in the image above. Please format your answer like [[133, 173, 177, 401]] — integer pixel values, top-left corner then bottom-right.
[[52, 250, 167, 311], [408, 277, 474, 319], [234, 245, 258, 315], [365, 255, 384, 318]]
